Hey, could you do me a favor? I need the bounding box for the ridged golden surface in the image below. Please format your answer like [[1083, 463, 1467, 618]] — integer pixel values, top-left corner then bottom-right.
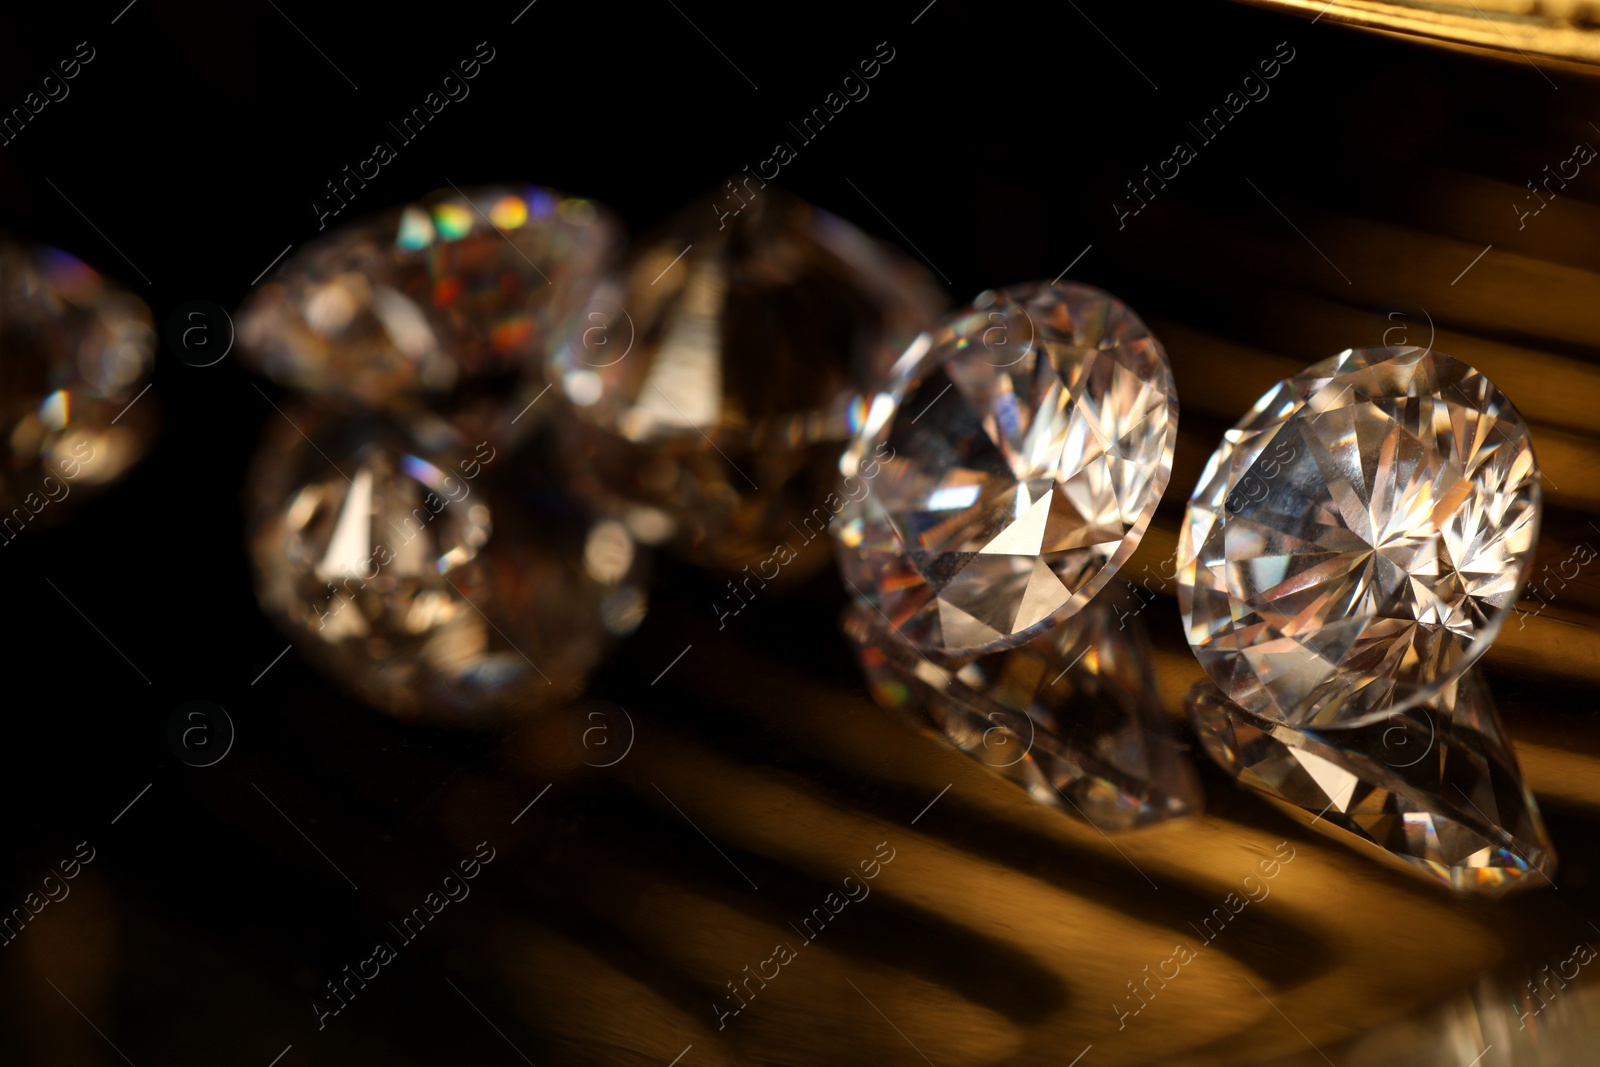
[[1239, 0, 1600, 69]]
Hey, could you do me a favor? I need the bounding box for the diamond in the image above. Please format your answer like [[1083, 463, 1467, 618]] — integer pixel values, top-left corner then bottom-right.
[[547, 183, 944, 575], [847, 597, 1201, 829], [237, 186, 618, 439], [833, 282, 1178, 658], [0, 238, 157, 520], [247, 405, 647, 724], [1177, 346, 1540, 727], [1190, 670, 1555, 895]]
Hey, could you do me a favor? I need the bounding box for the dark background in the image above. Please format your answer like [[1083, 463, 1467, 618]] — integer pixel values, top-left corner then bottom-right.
[[1, 1, 1597, 1064]]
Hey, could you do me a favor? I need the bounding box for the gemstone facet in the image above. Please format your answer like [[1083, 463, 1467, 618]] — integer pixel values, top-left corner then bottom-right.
[[1190, 671, 1555, 895], [548, 184, 944, 576], [238, 186, 618, 440], [847, 597, 1201, 829], [834, 282, 1178, 659], [247, 406, 647, 724], [1177, 346, 1540, 727], [0, 238, 158, 520]]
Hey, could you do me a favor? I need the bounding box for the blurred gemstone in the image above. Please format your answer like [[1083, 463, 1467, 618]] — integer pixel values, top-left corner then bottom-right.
[[1190, 670, 1555, 895], [237, 185, 618, 440], [0, 238, 157, 526], [247, 406, 647, 725], [847, 597, 1200, 829], [1177, 346, 1541, 728], [834, 282, 1178, 659], [547, 183, 944, 576]]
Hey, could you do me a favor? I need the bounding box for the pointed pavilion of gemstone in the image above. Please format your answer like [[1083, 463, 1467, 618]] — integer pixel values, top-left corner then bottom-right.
[[848, 597, 1201, 829], [1190, 669, 1555, 895], [834, 282, 1178, 659]]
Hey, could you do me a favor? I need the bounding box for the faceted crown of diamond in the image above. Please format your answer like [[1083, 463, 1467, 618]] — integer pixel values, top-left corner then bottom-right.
[[547, 182, 944, 447], [0, 238, 158, 505], [0, 240, 154, 403], [834, 282, 1179, 658], [543, 182, 944, 573], [247, 407, 648, 724], [238, 186, 617, 406], [1177, 346, 1541, 728]]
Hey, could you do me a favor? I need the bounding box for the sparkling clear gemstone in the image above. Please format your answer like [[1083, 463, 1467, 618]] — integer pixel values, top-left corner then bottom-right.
[[847, 597, 1200, 828], [238, 186, 618, 439], [1177, 346, 1541, 727], [833, 282, 1178, 658], [548, 183, 944, 575], [0, 238, 157, 517], [247, 406, 647, 724], [1190, 670, 1555, 895]]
